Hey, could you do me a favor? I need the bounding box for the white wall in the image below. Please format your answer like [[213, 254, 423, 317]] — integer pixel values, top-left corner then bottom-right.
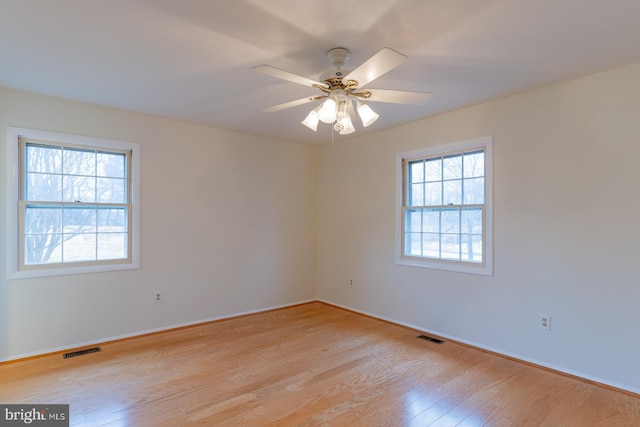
[[317, 62, 640, 393], [0, 88, 317, 360]]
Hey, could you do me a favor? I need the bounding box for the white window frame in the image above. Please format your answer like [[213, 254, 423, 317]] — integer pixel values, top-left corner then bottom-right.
[[396, 136, 493, 276], [6, 127, 140, 279]]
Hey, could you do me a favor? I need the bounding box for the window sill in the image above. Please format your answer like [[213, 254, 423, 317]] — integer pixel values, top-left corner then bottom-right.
[[9, 261, 140, 280], [396, 257, 493, 276]]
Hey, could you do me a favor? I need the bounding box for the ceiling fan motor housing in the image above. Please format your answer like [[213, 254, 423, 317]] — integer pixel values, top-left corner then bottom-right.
[[319, 68, 352, 83]]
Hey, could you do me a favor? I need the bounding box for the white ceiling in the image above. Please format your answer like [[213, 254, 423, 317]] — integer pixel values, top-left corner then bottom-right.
[[2, 0, 640, 145]]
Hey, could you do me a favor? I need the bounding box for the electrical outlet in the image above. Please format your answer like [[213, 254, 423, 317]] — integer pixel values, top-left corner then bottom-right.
[[539, 313, 551, 331], [349, 279, 353, 287], [154, 291, 162, 304]]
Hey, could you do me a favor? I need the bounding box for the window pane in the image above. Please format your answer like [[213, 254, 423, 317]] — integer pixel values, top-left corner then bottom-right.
[[461, 207, 483, 234], [97, 177, 126, 203], [461, 234, 483, 262], [64, 233, 97, 262], [26, 144, 62, 174], [422, 233, 439, 258], [63, 148, 96, 176], [423, 209, 439, 233], [62, 176, 96, 203], [443, 180, 462, 205], [405, 209, 422, 233], [441, 234, 460, 260], [443, 154, 462, 180], [425, 182, 442, 206], [25, 205, 62, 234], [409, 183, 424, 206], [25, 234, 62, 264], [97, 233, 127, 260], [97, 152, 126, 178], [441, 208, 460, 233], [424, 158, 441, 182], [97, 207, 127, 232], [25, 172, 62, 201], [464, 151, 484, 178], [63, 207, 96, 233], [409, 160, 424, 183], [405, 232, 422, 256], [463, 177, 484, 204]]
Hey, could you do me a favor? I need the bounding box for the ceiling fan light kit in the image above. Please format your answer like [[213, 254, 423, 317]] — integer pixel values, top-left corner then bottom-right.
[[253, 47, 431, 137]]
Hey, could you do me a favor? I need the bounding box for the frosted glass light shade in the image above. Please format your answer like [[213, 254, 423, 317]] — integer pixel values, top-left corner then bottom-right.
[[318, 98, 337, 123], [339, 114, 355, 135], [301, 109, 319, 131], [357, 101, 379, 127]]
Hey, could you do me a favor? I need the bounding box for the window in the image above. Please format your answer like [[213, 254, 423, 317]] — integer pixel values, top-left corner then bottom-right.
[[7, 128, 140, 279], [396, 136, 492, 275]]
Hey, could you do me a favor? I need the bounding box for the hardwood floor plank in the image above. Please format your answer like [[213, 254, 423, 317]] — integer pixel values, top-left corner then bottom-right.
[[540, 381, 640, 427], [1, 302, 638, 426], [425, 355, 525, 426]]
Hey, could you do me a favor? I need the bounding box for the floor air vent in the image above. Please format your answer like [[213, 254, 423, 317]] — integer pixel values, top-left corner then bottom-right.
[[417, 335, 445, 345], [63, 347, 101, 359]]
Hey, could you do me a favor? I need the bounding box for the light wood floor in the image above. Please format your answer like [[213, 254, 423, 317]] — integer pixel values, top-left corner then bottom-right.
[[1, 302, 639, 426]]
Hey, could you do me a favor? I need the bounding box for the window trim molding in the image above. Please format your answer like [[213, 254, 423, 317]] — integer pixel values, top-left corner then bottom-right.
[[6, 127, 140, 279], [395, 136, 493, 276]]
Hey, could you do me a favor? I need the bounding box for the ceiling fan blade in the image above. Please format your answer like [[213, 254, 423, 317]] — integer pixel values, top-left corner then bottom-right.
[[262, 96, 323, 113], [365, 89, 432, 105], [342, 48, 407, 88], [253, 64, 327, 88]]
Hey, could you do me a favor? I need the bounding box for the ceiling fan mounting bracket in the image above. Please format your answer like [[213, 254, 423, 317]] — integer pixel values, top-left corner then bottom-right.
[[308, 95, 326, 102], [327, 47, 351, 69], [349, 91, 372, 99], [313, 83, 331, 94], [343, 80, 359, 91]]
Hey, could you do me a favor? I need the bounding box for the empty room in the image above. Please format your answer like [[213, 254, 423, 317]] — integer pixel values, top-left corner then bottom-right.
[[1, 1, 640, 426]]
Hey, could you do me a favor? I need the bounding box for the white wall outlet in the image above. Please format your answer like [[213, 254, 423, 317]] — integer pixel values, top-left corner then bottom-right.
[[154, 291, 162, 304], [539, 313, 551, 331]]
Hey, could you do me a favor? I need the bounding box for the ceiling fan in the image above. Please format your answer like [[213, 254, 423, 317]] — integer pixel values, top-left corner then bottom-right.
[[253, 47, 432, 135]]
